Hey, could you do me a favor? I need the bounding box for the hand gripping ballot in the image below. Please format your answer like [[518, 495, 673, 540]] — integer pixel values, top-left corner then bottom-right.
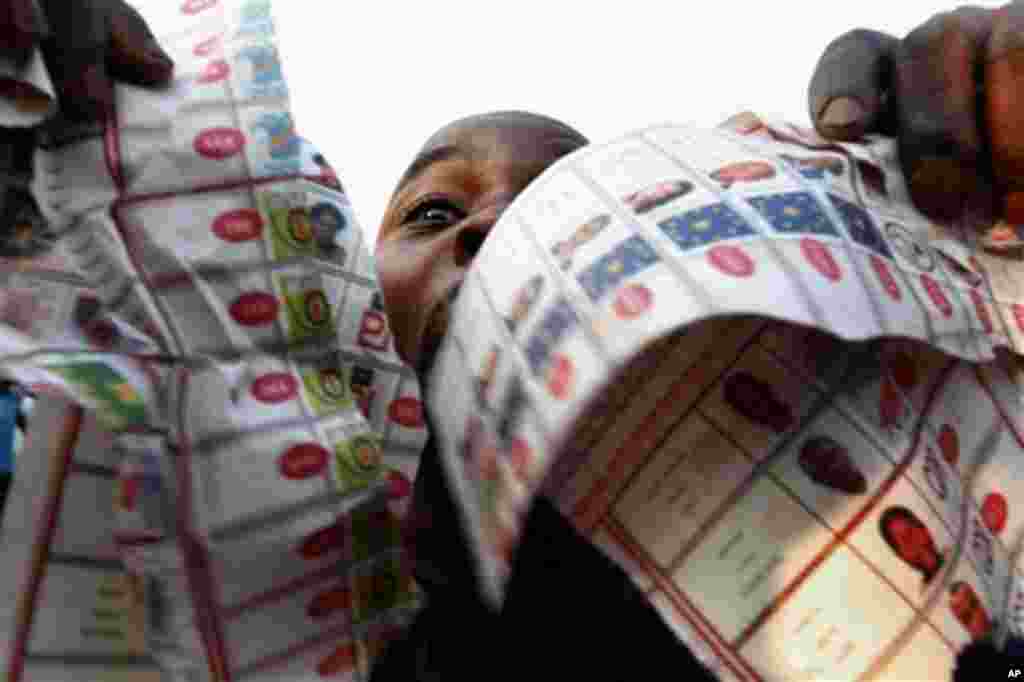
[[427, 115, 1024, 681], [0, 1, 426, 681]]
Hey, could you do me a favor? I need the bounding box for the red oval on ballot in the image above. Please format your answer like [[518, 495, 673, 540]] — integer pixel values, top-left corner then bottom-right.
[[119, 476, 139, 511], [388, 397, 424, 428], [707, 244, 755, 278], [386, 469, 413, 500], [298, 522, 346, 559], [306, 586, 351, 620], [194, 128, 245, 160], [509, 437, 533, 481], [969, 289, 994, 334], [982, 492, 1009, 534], [198, 59, 230, 84], [252, 372, 298, 403], [212, 209, 263, 243], [801, 238, 842, 282], [229, 292, 278, 326], [85, 318, 118, 347], [279, 443, 329, 480], [920, 274, 952, 318], [613, 283, 653, 319], [1014, 304, 1024, 333], [193, 35, 222, 57], [182, 0, 217, 15], [317, 643, 356, 677], [547, 354, 574, 400], [937, 423, 960, 466], [870, 255, 901, 301]]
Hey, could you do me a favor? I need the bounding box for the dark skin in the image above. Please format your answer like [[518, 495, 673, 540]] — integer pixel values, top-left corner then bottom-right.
[[4, 1, 1024, 678], [808, 3, 1024, 227], [2, 1, 1023, 258], [0, 0, 173, 258], [377, 3, 1024, 392], [370, 8, 1024, 676], [0, 0, 173, 120], [3, 2, 1024, 256], [377, 112, 587, 377]]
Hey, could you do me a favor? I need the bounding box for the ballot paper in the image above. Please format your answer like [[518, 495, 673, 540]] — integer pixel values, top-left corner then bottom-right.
[[0, 1, 426, 681], [429, 113, 1024, 681], [5, 3, 1024, 682]]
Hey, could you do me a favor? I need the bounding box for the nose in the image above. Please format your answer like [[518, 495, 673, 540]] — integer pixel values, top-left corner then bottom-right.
[[453, 194, 514, 268], [454, 225, 488, 267]]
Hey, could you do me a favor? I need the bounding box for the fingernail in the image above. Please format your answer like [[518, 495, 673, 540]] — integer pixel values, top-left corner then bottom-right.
[[143, 40, 172, 68], [140, 42, 174, 83], [819, 97, 867, 131]]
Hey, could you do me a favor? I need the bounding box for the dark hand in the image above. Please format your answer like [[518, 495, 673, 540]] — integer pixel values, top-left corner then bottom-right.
[[0, 0, 172, 259], [808, 5, 1023, 228], [2, 0, 173, 121]]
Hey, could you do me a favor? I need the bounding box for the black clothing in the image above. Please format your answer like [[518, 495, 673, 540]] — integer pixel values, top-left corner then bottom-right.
[[370, 437, 718, 681]]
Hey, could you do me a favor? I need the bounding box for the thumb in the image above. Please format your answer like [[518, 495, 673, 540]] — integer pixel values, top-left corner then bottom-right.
[[37, 0, 111, 120], [106, 0, 173, 87], [808, 28, 900, 141]]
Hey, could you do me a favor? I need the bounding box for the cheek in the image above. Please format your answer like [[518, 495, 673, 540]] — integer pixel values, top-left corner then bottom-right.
[[375, 240, 439, 352], [377, 241, 426, 306]]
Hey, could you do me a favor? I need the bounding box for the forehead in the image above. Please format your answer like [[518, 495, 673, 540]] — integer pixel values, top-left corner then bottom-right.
[[379, 117, 587, 243], [405, 123, 581, 187], [443, 120, 580, 156], [425, 110, 584, 152]]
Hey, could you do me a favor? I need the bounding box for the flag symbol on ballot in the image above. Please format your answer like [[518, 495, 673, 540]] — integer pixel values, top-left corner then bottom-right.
[[658, 202, 756, 251]]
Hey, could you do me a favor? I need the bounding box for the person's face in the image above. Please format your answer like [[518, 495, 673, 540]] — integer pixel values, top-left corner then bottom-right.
[[950, 583, 992, 640], [376, 115, 586, 377], [887, 515, 939, 575]]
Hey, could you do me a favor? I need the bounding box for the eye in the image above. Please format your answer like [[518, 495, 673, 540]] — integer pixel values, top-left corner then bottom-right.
[[403, 197, 466, 229]]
